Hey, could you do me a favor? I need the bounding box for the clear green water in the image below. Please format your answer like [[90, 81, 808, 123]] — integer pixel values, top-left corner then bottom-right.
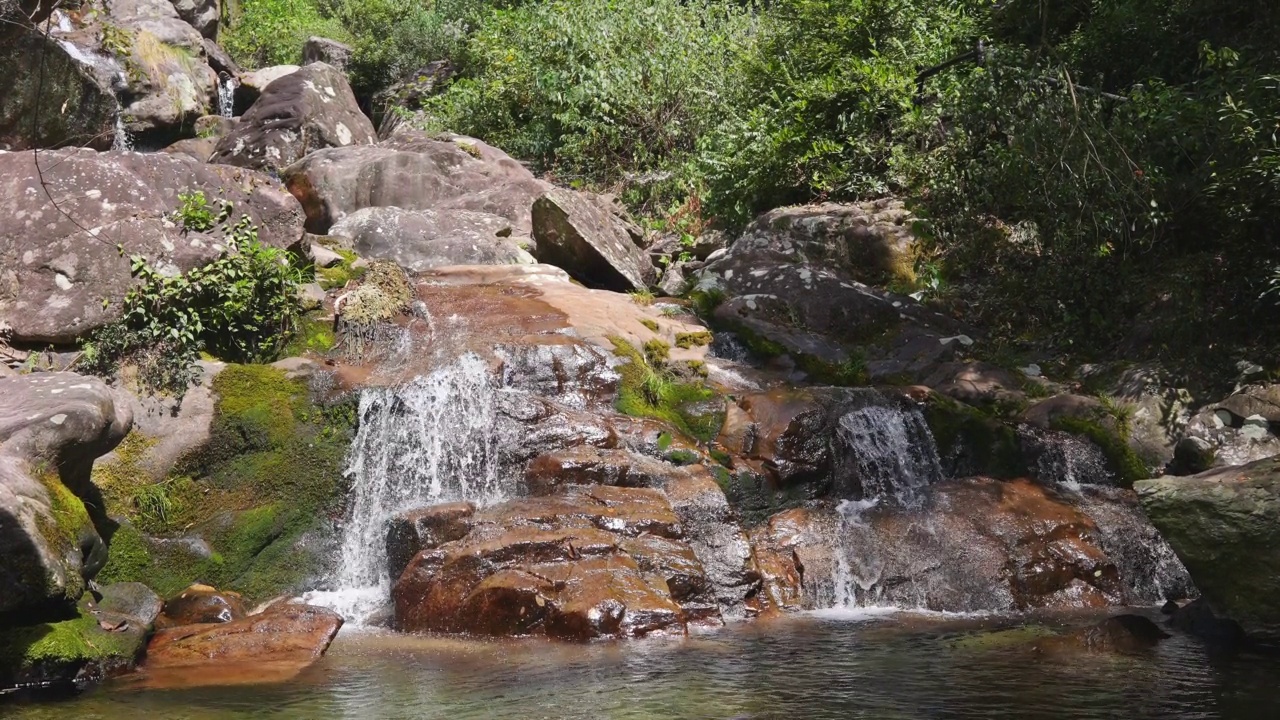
[[8, 610, 1280, 720]]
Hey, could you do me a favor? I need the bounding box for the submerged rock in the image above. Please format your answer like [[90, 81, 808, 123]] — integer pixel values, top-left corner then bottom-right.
[[1034, 614, 1170, 655], [1137, 458, 1280, 643]]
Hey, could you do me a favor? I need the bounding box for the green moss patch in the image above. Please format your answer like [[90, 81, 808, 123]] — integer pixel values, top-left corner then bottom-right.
[[97, 364, 354, 604], [610, 338, 724, 442], [317, 248, 366, 290], [0, 606, 143, 676], [923, 394, 1027, 479], [674, 331, 713, 349], [281, 314, 338, 357], [1051, 416, 1149, 489]]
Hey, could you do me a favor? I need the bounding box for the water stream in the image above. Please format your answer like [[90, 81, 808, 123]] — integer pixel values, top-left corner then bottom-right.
[[217, 74, 239, 119], [305, 354, 508, 623]]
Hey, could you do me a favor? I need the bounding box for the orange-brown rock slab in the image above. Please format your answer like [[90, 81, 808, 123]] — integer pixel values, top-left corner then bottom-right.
[[154, 584, 247, 630], [143, 603, 343, 669]]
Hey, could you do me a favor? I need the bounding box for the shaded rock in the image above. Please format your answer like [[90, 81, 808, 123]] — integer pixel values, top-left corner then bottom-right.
[[155, 584, 247, 629], [97, 582, 163, 628], [0, 149, 304, 344], [211, 62, 376, 173], [202, 38, 241, 77], [302, 37, 352, 71], [1170, 436, 1215, 475], [385, 503, 475, 586], [171, 0, 219, 39], [143, 602, 342, 670], [1165, 598, 1246, 651], [284, 130, 552, 235], [330, 206, 528, 272], [1137, 458, 1280, 642], [924, 361, 1025, 408], [0, 372, 131, 616], [532, 188, 657, 292], [372, 61, 456, 136], [0, 31, 117, 151], [656, 261, 690, 297], [1020, 394, 1105, 429]]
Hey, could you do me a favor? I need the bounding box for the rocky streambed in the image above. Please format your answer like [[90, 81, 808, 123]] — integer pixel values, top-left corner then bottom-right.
[[3, 1, 1280, 711]]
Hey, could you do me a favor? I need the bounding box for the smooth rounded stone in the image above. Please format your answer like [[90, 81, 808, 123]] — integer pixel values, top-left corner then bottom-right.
[[211, 62, 376, 174], [385, 502, 475, 586], [97, 582, 164, 629], [282, 129, 553, 235], [161, 136, 216, 161], [170, 0, 219, 39], [1136, 458, 1280, 643], [155, 584, 248, 629], [0, 372, 132, 615], [329, 206, 528, 272], [143, 602, 343, 672], [532, 188, 657, 292], [924, 361, 1026, 408], [0, 148, 305, 344], [235, 64, 299, 111], [302, 36, 353, 71], [297, 282, 328, 311], [1164, 598, 1247, 650]]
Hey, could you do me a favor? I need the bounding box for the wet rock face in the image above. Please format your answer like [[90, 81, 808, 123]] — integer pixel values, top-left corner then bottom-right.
[[392, 482, 759, 639], [284, 129, 552, 235], [750, 479, 1169, 614], [1137, 458, 1280, 643], [155, 584, 248, 629], [0, 32, 117, 151], [0, 372, 132, 616], [532, 188, 657, 292], [0, 149, 303, 344], [143, 602, 342, 670], [211, 62, 376, 173], [385, 503, 476, 586], [330, 206, 530, 272]]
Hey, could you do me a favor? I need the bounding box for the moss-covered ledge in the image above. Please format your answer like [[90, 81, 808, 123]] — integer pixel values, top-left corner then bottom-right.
[[95, 365, 355, 604]]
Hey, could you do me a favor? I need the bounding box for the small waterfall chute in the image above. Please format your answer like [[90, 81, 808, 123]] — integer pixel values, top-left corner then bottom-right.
[[305, 353, 509, 624], [217, 72, 238, 119]]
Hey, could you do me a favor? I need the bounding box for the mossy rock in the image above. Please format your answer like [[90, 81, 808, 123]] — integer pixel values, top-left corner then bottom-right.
[[0, 602, 146, 689], [317, 248, 366, 290], [1051, 416, 1149, 489], [712, 467, 815, 527], [610, 338, 724, 442], [96, 364, 354, 604], [281, 313, 338, 357], [923, 394, 1027, 479]]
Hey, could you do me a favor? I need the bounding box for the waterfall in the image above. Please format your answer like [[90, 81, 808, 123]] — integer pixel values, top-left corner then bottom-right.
[[217, 74, 238, 119], [111, 115, 132, 152], [835, 403, 943, 506], [305, 353, 510, 624], [826, 401, 943, 609], [1018, 426, 1113, 488]]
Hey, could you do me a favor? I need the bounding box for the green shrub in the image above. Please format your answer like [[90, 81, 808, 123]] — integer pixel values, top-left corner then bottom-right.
[[222, 0, 349, 68]]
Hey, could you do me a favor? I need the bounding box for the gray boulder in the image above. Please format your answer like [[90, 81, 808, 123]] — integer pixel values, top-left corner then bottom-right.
[[284, 129, 552, 234], [302, 37, 353, 71], [532, 188, 656, 292], [330, 206, 531, 272], [212, 62, 375, 173], [1137, 458, 1280, 642], [233, 64, 298, 112], [0, 373, 132, 615], [0, 148, 304, 344], [170, 0, 219, 40]]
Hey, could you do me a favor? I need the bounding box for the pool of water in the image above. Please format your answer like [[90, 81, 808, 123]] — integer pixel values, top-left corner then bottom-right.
[[8, 610, 1280, 720]]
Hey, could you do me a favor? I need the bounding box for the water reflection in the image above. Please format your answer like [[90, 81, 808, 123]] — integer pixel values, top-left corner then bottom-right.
[[8, 612, 1280, 720]]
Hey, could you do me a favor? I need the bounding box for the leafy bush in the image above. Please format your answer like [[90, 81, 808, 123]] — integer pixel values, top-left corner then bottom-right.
[[421, 0, 757, 213], [221, 0, 349, 68], [82, 208, 304, 396]]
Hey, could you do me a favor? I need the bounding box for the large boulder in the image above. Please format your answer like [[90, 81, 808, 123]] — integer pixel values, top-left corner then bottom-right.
[[532, 188, 657, 292], [0, 31, 118, 151], [1136, 458, 1280, 642], [211, 62, 376, 173], [0, 372, 132, 616], [233, 64, 298, 113], [695, 207, 965, 384], [283, 129, 552, 235], [0, 149, 304, 344], [170, 0, 219, 39], [749, 478, 1187, 613], [329, 206, 530, 272], [302, 37, 352, 71], [393, 486, 724, 639]]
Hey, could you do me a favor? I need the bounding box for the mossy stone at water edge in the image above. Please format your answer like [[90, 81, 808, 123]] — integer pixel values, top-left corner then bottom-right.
[[95, 365, 355, 604], [0, 603, 146, 688], [610, 338, 725, 442], [1051, 417, 1149, 489], [922, 394, 1026, 479]]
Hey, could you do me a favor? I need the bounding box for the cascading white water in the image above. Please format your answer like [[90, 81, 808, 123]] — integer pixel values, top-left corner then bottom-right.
[[828, 402, 943, 609], [305, 353, 510, 624], [217, 75, 238, 119], [835, 404, 943, 507], [110, 115, 132, 152]]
